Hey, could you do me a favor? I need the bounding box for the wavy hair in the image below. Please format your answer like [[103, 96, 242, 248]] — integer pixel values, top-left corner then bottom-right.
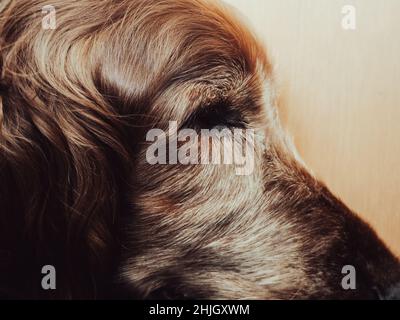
[[0, 0, 267, 299]]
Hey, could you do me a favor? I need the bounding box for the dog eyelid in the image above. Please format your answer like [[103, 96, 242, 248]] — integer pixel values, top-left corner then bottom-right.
[[182, 104, 247, 130]]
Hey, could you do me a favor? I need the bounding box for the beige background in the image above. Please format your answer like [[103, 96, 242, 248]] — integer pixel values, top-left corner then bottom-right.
[[224, 0, 400, 256]]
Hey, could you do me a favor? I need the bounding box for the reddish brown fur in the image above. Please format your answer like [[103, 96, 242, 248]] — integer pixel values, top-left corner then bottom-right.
[[0, 0, 399, 299]]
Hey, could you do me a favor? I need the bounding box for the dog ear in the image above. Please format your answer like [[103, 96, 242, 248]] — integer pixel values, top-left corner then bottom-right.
[[0, 1, 131, 298]]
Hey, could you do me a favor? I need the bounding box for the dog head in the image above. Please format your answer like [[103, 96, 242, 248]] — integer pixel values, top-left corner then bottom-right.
[[0, 0, 399, 299]]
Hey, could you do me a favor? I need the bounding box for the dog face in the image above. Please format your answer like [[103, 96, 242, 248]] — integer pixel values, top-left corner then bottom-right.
[[0, 0, 399, 299]]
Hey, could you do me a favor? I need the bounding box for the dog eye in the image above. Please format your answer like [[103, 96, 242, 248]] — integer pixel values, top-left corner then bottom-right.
[[183, 102, 246, 130]]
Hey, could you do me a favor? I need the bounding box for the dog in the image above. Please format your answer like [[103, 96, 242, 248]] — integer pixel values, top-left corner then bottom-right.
[[0, 0, 399, 299]]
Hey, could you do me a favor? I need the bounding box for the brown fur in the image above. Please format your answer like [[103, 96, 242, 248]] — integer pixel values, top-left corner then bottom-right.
[[0, 0, 399, 299]]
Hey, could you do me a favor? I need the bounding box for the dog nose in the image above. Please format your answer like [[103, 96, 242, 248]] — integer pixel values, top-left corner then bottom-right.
[[383, 282, 400, 300]]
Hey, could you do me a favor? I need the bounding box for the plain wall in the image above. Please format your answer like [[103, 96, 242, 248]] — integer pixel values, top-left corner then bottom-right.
[[224, 0, 400, 255]]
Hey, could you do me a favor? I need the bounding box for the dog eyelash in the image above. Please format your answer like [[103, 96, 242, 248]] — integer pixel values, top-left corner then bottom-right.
[[182, 103, 247, 130]]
